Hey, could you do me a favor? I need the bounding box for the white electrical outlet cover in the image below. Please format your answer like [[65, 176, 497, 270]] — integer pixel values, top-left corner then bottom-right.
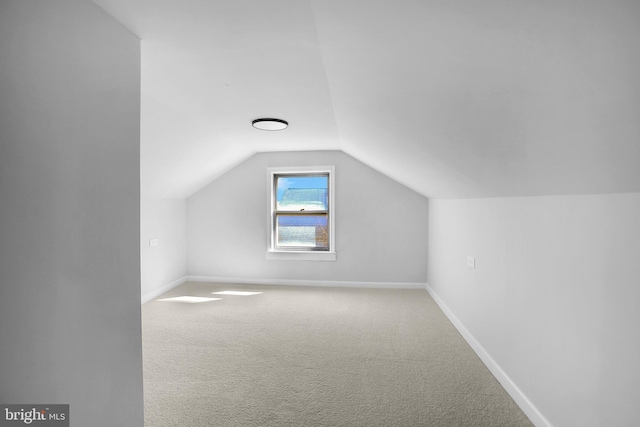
[[467, 256, 476, 269]]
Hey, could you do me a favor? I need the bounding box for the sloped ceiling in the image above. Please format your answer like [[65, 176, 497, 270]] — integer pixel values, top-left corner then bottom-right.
[[92, 0, 640, 199]]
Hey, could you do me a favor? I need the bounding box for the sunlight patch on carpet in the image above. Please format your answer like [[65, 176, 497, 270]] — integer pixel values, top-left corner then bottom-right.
[[157, 296, 222, 303], [212, 291, 263, 296]]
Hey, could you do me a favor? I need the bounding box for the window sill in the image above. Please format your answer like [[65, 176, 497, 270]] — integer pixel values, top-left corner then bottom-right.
[[266, 250, 336, 261]]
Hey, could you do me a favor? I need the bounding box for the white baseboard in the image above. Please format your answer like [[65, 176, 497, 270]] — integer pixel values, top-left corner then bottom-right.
[[425, 283, 552, 427], [186, 275, 426, 290], [141, 276, 187, 304]]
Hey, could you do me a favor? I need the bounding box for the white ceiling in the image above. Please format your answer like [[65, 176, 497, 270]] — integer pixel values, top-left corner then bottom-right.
[[92, 0, 640, 199]]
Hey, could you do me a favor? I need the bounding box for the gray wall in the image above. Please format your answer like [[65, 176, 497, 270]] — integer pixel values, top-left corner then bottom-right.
[[141, 197, 187, 302], [188, 150, 428, 285], [0, 1, 143, 426], [427, 193, 640, 426]]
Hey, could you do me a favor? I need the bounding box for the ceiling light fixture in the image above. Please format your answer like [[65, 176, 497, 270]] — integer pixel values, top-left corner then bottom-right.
[[252, 118, 288, 131]]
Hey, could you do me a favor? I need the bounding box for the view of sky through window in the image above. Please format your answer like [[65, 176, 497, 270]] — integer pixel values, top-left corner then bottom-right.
[[276, 175, 328, 201]]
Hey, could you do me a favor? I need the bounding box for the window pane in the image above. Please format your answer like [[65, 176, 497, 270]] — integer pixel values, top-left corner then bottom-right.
[[277, 214, 328, 249], [276, 175, 328, 211]]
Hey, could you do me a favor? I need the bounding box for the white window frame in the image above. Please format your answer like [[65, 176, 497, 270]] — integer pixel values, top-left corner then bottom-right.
[[266, 166, 336, 261]]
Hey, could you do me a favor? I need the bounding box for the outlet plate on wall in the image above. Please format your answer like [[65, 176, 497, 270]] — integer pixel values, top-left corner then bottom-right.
[[467, 256, 476, 269]]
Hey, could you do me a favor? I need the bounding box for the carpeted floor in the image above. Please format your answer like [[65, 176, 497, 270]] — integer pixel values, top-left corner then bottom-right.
[[142, 282, 533, 427]]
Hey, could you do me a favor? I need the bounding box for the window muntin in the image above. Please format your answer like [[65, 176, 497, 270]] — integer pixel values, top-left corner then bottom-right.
[[271, 171, 333, 252]]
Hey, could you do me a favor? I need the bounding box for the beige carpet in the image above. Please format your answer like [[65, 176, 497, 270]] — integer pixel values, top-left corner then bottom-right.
[[143, 282, 533, 427]]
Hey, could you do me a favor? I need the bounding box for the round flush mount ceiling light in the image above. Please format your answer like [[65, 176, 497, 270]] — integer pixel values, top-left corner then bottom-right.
[[252, 118, 288, 131]]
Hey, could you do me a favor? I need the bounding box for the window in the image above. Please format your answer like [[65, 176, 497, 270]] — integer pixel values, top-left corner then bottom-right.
[[267, 166, 335, 261]]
